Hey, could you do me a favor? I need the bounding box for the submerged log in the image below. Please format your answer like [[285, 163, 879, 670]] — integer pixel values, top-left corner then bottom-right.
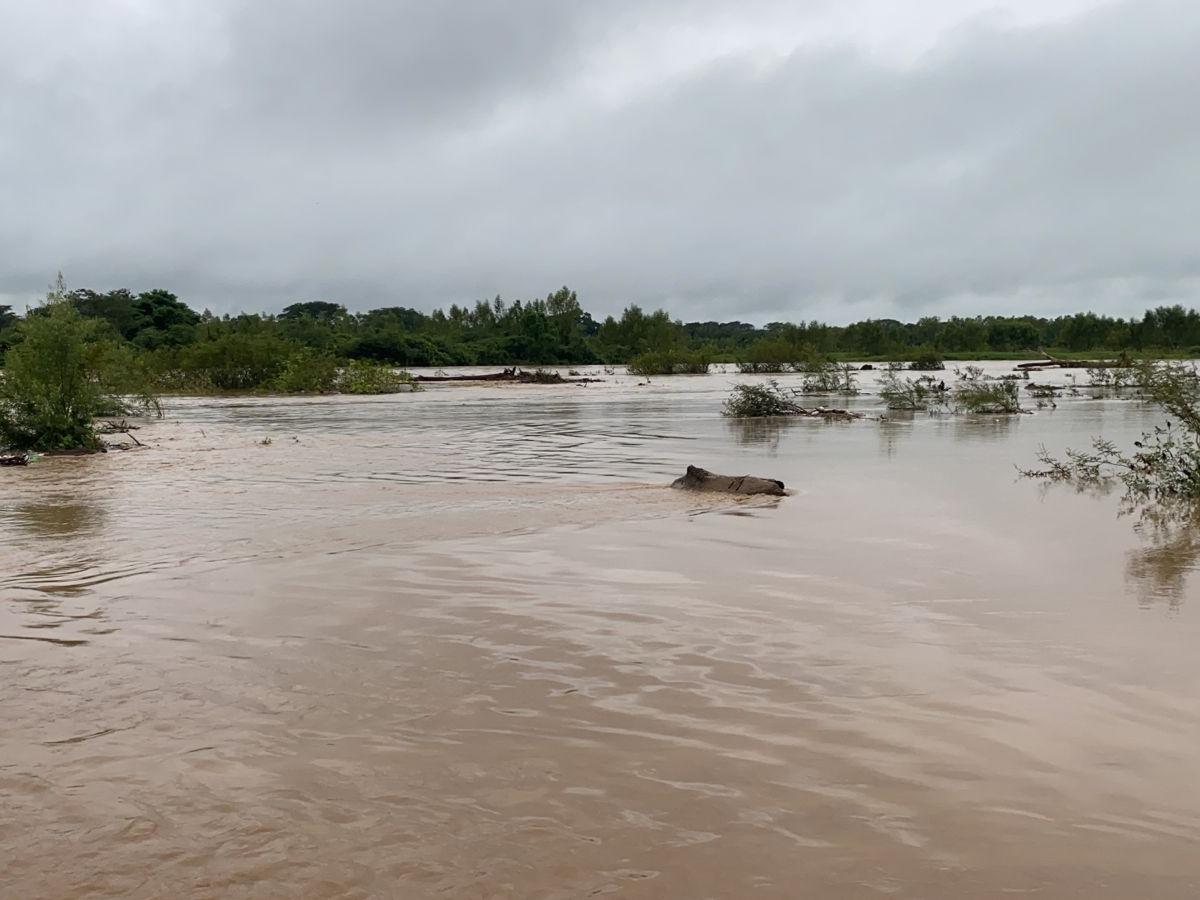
[[414, 367, 600, 384], [1015, 351, 1131, 371], [671, 465, 786, 496]]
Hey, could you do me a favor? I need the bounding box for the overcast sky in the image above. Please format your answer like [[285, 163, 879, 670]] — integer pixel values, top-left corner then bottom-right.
[[1, 0, 1197, 323]]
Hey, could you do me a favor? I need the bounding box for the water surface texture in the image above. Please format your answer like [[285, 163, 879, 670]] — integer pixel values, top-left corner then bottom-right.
[[3, 365, 1199, 898]]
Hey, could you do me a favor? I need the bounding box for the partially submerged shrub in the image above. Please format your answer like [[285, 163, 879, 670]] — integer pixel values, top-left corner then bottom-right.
[[955, 381, 1022, 414], [1025, 382, 1062, 398], [273, 348, 340, 393], [723, 382, 803, 417], [799, 356, 858, 394], [627, 348, 711, 376], [92, 341, 163, 418], [736, 360, 788, 374], [722, 381, 863, 419], [1087, 365, 1138, 389], [733, 346, 857, 388], [1, 299, 102, 450], [1025, 426, 1200, 509], [525, 368, 565, 384], [0, 276, 158, 451], [1023, 362, 1200, 509], [735, 338, 799, 374], [878, 371, 943, 410], [335, 360, 419, 394], [907, 348, 945, 371], [176, 332, 291, 390]]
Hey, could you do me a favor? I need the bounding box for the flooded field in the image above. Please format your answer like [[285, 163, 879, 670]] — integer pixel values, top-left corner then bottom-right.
[[3, 363, 1199, 898]]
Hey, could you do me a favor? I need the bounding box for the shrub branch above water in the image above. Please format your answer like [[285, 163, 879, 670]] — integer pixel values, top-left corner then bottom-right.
[[1022, 361, 1200, 510], [722, 381, 862, 420]]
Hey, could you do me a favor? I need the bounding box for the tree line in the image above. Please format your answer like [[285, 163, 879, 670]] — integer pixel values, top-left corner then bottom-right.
[[3, 285, 1200, 384]]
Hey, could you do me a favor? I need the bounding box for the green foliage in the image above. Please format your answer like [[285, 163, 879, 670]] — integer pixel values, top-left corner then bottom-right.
[[722, 382, 803, 417], [7, 280, 1200, 398], [878, 371, 942, 410], [800, 356, 858, 394], [175, 331, 292, 390], [907, 348, 945, 371], [0, 299, 101, 450], [627, 347, 711, 376], [68, 288, 139, 338], [91, 340, 163, 417], [129, 289, 199, 349], [595, 305, 683, 363], [0, 277, 157, 451], [954, 381, 1022, 414], [1087, 365, 1138, 388], [280, 301, 350, 326], [0, 304, 18, 359], [1135, 361, 1200, 433], [736, 337, 804, 373], [335, 360, 418, 394], [1023, 362, 1200, 508], [272, 348, 340, 393]]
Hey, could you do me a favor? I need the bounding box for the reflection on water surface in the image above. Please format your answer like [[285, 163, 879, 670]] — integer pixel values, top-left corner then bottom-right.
[[2, 365, 1199, 898], [8, 499, 106, 537]]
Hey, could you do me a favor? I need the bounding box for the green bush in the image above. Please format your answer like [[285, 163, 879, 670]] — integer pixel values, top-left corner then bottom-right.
[[273, 348, 340, 393], [335, 360, 418, 394], [0, 300, 103, 450], [0, 283, 156, 450], [627, 348, 711, 376], [955, 381, 1022, 413], [176, 332, 292, 390], [907, 348, 945, 371], [722, 381, 803, 417], [736, 338, 801, 374], [1023, 362, 1200, 509], [800, 356, 858, 394], [878, 371, 942, 410]]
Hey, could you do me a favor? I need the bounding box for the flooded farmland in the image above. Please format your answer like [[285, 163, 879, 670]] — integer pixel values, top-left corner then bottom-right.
[[3, 364, 1199, 898]]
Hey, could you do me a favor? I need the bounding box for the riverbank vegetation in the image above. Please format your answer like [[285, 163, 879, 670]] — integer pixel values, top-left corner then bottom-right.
[[0, 277, 160, 451], [3, 284, 1200, 385], [627, 347, 712, 376], [0, 277, 424, 452]]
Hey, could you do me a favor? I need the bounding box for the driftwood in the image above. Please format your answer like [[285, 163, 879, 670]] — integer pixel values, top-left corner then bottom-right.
[[671, 465, 786, 496], [780, 394, 864, 419], [797, 406, 863, 420], [0, 453, 29, 467], [1015, 351, 1131, 371], [414, 367, 600, 384]]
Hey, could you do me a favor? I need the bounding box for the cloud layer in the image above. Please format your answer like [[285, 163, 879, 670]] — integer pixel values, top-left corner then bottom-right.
[[1, 0, 1197, 322]]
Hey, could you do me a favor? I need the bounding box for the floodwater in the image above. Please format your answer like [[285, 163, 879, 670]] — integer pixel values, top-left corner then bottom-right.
[[2, 363, 1199, 899]]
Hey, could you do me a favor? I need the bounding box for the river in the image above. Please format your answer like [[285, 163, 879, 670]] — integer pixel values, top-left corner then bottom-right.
[[2, 363, 1198, 898]]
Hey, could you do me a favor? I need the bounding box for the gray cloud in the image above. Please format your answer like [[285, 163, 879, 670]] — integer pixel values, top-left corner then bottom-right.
[[1, 0, 1197, 323]]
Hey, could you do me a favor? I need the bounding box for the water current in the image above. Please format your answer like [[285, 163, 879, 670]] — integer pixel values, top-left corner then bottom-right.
[[2, 364, 1198, 898]]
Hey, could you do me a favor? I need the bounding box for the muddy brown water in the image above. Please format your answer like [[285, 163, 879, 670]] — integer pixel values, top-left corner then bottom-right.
[[2, 364, 1199, 899]]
